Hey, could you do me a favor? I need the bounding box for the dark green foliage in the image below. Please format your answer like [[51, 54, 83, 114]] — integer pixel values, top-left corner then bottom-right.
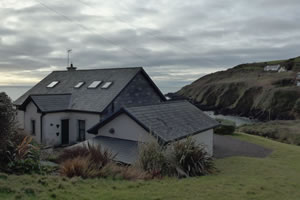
[[0, 186, 15, 194], [293, 99, 300, 113], [214, 119, 236, 135], [138, 142, 170, 177], [272, 78, 295, 87], [172, 138, 215, 177], [6, 136, 42, 174], [271, 90, 300, 116], [239, 121, 300, 146], [0, 92, 16, 165], [0, 93, 41, 174], [23, 188, 35, 196], [139, 140, 214, 178]]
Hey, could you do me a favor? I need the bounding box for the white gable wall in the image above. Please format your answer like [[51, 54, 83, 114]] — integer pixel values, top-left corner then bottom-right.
[[96, 114, 213, 156], [97, 113, 156, 143], [16, 110, 25, 129], [23, 102, 42, 143], [18, 101, 101, 146], [43, 112, 100, 146], [174, 129, 213, 156]]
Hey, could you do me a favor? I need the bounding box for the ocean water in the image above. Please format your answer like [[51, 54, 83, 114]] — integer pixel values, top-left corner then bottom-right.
[[0, 86, 31, 101], [204, 111, 257, 126]]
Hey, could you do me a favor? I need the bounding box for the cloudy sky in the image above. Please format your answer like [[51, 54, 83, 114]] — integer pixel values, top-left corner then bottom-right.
[[0, 0, 300, 93]]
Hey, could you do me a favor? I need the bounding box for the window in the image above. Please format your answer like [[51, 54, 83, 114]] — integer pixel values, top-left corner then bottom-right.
[[101, 81, 113, 89], [88, 81, 102, 89], [78, 120, 86, 142], [47, 81, 59, 88], [31, 120, 36, 136], [74, 82, 85, 88]]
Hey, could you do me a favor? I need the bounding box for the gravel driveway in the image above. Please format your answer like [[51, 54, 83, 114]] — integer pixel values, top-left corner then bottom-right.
[[213, 134, 272, 158]]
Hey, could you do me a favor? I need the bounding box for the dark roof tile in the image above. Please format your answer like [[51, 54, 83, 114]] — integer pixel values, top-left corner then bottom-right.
[[14, 67, 142, 113], [89, 101, 219, 143], [31, 94, 71, 112]]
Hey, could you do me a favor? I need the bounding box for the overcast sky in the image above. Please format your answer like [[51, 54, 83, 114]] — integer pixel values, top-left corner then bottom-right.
[[0, 0, 300, 93]]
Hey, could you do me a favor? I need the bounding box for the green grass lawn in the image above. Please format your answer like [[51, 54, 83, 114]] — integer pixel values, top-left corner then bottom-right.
[[1, 133, 300, 200]]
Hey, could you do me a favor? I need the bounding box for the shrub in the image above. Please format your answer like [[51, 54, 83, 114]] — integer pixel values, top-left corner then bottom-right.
[[6, 136, 42, 174], [171, 138, 214, 177], [60, 156, 101, 178], [58, 143, 113, 166], [214, 119, 236, 135], [138, 142, 170, 177], [0, 92, 17, 165], [59, 144, 115, 178]]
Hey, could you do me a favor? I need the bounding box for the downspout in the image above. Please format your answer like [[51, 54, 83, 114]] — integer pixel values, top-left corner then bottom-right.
[[40, 113, 45, 144]]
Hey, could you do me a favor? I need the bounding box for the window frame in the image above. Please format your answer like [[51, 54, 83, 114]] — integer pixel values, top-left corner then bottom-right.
[[31, 120, 36, 136], [101, 81, 113, 89], [88, 81, 102, 89], [47, 81, 59, 88], [74, 81, 85, 89], [77, 120, 86, 142]]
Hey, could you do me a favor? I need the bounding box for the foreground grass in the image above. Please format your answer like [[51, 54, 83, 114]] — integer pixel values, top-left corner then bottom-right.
[[1, 133, 300, 200]]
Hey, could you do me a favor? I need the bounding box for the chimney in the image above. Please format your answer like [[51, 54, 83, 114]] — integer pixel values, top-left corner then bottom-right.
[[67, 63, 77, 71]]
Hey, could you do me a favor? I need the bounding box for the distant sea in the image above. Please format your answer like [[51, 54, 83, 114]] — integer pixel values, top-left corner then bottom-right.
[[0, 86, 31, 101]]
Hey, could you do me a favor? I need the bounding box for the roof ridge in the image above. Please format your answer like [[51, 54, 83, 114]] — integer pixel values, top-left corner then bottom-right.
[[125, 100, 189, 109], [52, 66, 143, 72], [30, 93, 72, 96]]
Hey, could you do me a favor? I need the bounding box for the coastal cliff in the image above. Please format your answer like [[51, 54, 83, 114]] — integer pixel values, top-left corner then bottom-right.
[[173, 57, 300, 121]]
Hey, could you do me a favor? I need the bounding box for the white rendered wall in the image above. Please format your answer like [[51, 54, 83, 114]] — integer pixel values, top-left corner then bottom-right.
[[176, 129, 214, 156], [16, 110, 25, 129], [97, 114, 155, 143], [23, 102, 42, 143], [43, 112, 100, 146]]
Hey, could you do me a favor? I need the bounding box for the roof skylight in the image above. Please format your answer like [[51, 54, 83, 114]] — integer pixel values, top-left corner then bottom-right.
[[74, 82, 85, 88], [47, 81, 59, 88], [88, 81, 102, 89], [101, 82, 113, 89]]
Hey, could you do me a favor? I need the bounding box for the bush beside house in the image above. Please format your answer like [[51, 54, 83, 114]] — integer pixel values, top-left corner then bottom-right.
[[214, 119, 236, 135], [139, 139, 215, 178], [57, 138, 215, 180], [0, 92, 45, 174]]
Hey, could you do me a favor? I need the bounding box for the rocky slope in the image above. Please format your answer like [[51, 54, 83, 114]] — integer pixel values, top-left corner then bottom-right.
[[174, 57, 300, 121]]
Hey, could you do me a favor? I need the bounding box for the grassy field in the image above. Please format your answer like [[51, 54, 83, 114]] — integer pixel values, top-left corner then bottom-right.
[[1, 133, 300, 200], [239, 120, 300, 145]]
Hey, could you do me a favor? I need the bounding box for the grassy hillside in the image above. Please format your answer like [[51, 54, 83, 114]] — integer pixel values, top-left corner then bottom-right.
[[176, 56, 300, 120], [239, 120, 300, 145], [1, 133, 300, 200]]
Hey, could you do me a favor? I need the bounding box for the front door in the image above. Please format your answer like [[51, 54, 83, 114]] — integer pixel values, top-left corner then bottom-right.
[[61, 119, 69, 145]]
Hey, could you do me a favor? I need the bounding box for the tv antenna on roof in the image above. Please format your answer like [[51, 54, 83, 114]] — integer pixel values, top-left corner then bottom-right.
[[67, 49, 72, 67]]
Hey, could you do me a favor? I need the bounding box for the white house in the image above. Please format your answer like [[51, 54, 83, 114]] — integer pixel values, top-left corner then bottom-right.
[[87, 101, 218, 161], [14, 66, 166, 146], [264, 64, 286, 72], [14, 65, 218, 162]]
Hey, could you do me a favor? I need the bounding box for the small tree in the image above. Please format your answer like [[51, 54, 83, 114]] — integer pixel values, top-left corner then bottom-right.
[[0, 92, 16, 164]]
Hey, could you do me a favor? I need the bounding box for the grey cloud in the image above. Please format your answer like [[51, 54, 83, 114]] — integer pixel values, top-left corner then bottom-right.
[[0, 0, 299, 92]]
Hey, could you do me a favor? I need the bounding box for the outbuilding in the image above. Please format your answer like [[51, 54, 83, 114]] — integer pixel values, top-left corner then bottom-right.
[[88, 100, 219, 158]]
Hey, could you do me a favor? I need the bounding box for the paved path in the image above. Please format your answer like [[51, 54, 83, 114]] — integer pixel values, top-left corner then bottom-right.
[[213, 134, 272, 159]]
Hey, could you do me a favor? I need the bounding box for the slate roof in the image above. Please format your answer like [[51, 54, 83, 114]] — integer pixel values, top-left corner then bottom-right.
[[30, 94, 71, 112], [74, 136, 139, 164], [88, 101, 219, 143], [15, 67, 163, 113]]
